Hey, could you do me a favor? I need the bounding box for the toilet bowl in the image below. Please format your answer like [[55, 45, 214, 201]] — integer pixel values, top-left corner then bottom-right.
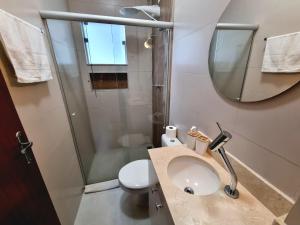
[[118, 159, 158, 194], [118, 135, 182, 194]]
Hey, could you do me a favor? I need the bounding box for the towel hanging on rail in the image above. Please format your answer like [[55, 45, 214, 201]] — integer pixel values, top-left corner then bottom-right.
[[262, 32, 300, 73], [0, 9, 52, 83]]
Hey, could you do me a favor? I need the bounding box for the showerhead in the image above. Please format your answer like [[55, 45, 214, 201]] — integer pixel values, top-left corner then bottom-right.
[[119, 7, 140, 17], [119, 5, 160, 20]]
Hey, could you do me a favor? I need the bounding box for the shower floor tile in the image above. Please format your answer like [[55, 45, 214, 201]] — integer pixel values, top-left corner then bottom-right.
[[87, 145, 150, 184], [74, 188, 150, 225]]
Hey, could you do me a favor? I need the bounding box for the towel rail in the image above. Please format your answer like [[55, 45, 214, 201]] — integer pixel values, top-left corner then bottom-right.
[[216, 23, 259, 31]]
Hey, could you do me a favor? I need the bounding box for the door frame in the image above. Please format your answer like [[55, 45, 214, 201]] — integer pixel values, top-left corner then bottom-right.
[[0, 68, 61, 225]]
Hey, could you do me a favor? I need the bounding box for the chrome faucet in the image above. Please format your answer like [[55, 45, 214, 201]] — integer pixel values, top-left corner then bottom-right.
[[208, 123, 239, 199]]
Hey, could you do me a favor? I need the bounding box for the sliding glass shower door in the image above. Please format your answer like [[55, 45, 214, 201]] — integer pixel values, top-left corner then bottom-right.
[[47, 19, 171, 185]]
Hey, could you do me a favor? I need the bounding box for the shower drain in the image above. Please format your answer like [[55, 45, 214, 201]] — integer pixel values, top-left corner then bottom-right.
[[184, 187, 194, 195]]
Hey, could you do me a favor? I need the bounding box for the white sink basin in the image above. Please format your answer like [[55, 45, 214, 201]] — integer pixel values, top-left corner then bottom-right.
[[167, 156, 220, 196]]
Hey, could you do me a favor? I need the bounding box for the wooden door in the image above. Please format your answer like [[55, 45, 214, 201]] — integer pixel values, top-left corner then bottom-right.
[[0, 70, 61, 225]]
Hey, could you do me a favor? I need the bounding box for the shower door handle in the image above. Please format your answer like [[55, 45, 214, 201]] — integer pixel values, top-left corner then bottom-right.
[[16, 131, 33, 164]]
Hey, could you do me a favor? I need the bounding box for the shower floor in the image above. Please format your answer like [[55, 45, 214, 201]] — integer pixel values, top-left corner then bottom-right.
[[87, 144, 151, 184]]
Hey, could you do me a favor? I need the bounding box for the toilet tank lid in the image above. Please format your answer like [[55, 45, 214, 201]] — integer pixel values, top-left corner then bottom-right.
[[162, 134, 182, 146]]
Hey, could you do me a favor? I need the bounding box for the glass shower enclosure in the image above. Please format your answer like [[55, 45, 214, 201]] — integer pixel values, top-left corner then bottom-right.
[[46, 17, 172, 185]]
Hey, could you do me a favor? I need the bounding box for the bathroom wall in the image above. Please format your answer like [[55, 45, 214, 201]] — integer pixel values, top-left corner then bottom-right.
[[68, 0, 153, 152], [170, 0, 300, 201], [0, 1, 84, 225]]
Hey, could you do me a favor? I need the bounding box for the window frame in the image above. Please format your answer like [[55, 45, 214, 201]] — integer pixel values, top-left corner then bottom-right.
[[81, 22, 128, 66]]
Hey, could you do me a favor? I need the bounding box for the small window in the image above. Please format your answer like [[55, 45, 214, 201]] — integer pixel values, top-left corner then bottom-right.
[[82, 22, 127, 65]]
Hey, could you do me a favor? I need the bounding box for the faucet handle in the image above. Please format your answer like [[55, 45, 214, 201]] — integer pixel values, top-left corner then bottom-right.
[[216, 122, 231, 137], [209, 130, 232, 151], [209, 122, 232, 151], [216, 122, 223, 132]]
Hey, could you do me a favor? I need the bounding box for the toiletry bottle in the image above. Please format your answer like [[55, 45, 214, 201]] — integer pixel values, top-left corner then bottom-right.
[[186, 126, 198, 150], [195, 134, 210, 155]]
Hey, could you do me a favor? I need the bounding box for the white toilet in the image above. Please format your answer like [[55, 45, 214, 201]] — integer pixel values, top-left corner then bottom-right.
[[118, 135, 182, 194], [118, 159, 158, 194]]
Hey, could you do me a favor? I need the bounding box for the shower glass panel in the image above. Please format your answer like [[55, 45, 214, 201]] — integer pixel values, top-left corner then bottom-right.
[[47, 19, 170, 185], [209, 29, 254, 101], [46, 20, 96, 182]]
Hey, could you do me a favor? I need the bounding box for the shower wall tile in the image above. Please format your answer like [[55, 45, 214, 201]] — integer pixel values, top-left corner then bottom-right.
[[171, 0, 300, 201], [70, 0, 136, 8], [137, 27, 153, 72], [49, 36, 96, 177], [68, 1, 115, 15], [69, 0, 150, 17], [125, 27, 153, 73], [126, 29, 139, 72], [88, 107, 123, 149], [127, 71, 152, 104], [69, 0, 153, 153], [157, 0, 173, 22], [126, 104, 152, 131], [87, 101, 152, 150]]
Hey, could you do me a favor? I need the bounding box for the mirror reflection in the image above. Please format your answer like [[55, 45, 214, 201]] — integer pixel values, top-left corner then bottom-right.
[[209, 28, 254, 101], [209, 0, 300, 102]]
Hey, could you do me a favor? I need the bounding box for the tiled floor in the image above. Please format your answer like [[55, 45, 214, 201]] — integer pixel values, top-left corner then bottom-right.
[[87, 145, 151, 184], [74, 188, 151, 225]]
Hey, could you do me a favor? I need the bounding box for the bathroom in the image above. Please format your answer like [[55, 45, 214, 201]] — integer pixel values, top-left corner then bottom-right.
[[0, 0, 300, 224]]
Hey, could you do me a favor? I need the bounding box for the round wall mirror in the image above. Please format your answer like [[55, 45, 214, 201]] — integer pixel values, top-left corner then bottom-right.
[[209, 0, 300, 102]]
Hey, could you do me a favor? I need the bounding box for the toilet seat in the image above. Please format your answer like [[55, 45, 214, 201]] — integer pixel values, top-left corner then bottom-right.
[[118, 159, 158, 190]]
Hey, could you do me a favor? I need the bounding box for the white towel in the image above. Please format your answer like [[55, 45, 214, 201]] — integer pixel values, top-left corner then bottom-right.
[[0, 9, 52, 83], [262, 32, 300, 73]]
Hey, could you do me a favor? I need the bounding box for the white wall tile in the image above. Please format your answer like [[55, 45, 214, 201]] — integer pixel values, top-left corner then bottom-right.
[[69, 1, 115, 15], [69, 0, 153, 154]]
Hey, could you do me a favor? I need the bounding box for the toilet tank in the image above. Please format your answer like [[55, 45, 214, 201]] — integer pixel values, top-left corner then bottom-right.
[[161, 134, 182, 147]]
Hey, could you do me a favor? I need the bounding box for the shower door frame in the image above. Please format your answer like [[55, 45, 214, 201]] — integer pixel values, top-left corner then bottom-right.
[[42, 11, 173, 185]]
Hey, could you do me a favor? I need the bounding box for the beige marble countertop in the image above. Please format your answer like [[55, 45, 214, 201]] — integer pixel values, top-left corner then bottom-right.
[[149, 145, 276, 225]]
